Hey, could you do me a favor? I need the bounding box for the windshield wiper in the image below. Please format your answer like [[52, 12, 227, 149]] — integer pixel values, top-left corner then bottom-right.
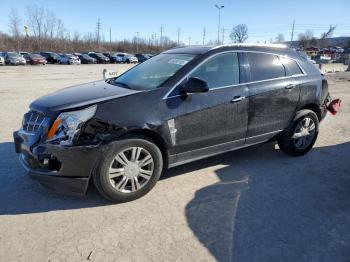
[[112, 81, 131, 89]]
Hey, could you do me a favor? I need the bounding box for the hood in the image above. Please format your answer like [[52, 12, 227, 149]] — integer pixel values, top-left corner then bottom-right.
[[30, 80, 141, 114]]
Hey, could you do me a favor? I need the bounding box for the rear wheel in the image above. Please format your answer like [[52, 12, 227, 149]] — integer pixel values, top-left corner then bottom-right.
[[93, 138, 163, 202], [278, 109, 319, 156]]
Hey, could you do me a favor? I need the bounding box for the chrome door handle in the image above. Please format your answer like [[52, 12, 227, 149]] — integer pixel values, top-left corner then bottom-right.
[[231, 96, 245, 103], [285, 84, 295, 89]]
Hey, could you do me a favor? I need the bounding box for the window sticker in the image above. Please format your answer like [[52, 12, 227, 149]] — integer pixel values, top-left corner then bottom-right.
[[168, 58, 189, 66]]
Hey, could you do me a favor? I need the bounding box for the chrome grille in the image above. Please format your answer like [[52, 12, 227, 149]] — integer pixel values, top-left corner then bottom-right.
[[22, 111, 46, 133]]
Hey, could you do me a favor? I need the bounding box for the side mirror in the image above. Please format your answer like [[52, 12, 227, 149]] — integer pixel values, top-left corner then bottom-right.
[[180, 77, 209, 94]]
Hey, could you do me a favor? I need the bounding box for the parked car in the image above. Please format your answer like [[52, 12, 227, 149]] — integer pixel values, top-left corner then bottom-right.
[[103, 52, 123, 63], [116, 53, 138, 63], [3, 52, 26, 65], [58, 54, 81, 65], [14, 44, 334, 202], [20, 53, 47, 65], [75, 53, 97, 64], [0, 54, 5, 65], [40, 52, 60, 64], [88, 52, 110, 64], [134, 53, 150, 63]]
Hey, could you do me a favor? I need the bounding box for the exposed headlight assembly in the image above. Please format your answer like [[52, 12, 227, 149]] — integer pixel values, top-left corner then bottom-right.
[[47, 105, 96, 145]]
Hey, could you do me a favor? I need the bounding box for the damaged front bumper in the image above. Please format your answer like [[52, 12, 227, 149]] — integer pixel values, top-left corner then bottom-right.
[[14, 130, 104, 196]]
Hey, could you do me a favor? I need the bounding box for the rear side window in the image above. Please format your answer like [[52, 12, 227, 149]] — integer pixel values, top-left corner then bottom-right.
[[280, 57, 303, 76], [247, 52, 285, 81], [189, 52, 239, 89]]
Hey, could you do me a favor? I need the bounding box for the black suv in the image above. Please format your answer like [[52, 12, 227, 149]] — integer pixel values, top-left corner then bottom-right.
[[14, 44, 331, 202], [87, 52, 110, 64], [40, 52, 60, 64]]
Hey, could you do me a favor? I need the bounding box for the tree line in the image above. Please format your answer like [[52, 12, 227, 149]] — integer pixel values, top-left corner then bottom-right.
[[2, 5, 179, 53]]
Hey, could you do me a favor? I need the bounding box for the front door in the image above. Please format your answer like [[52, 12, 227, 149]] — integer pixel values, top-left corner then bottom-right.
[[164, 52, 249, 159]]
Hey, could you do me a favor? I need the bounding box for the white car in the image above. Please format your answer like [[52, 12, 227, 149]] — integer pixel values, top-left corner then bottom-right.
[[0, 55, 4, 65], [58, 54, 81, 65], [116, 53, 138, 63]]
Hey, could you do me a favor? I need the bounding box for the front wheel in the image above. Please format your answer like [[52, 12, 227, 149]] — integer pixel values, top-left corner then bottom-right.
[[93, 138, 163, 202], [278, 109, 319, 156]]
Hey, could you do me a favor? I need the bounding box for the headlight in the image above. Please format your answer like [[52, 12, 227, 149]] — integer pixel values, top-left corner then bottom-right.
[[47, 105, 97, 145]]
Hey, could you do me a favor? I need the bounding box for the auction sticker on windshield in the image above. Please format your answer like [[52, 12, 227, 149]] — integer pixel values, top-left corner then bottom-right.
[[168, 58, 189, 66]]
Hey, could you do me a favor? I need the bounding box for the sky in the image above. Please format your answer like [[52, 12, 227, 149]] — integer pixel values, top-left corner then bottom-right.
[[0, 0, 349, 44]]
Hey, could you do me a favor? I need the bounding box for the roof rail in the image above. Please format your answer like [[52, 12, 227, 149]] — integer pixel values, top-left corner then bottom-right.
[[211, 43, 288, 50]]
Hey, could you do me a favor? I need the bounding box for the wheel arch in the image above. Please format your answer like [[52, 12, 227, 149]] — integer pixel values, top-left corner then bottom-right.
[[117, 129, 169, 170], [298, 103, 322, 121]]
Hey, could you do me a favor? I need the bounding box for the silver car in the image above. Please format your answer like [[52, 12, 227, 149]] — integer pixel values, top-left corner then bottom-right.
[[58, 54, 81, 65], [116, 53, 138, 63], [4, 52, 26, 65]]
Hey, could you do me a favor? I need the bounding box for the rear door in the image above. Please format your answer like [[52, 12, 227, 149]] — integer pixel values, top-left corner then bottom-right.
[[245, 52, 300, 143]]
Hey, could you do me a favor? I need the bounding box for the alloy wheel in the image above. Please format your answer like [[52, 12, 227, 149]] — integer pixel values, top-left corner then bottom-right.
[[291, 117, 316, 150], [108, 147, 154, 193]]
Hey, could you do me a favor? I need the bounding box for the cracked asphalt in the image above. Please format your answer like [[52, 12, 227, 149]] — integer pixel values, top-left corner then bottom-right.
[[0, 65, 349, 262]]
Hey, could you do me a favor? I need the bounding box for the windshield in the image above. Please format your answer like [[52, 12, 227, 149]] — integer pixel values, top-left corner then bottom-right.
[[30, 54, 42, 58], [110, 53, 195, 90], [8, 52, 21, 57]]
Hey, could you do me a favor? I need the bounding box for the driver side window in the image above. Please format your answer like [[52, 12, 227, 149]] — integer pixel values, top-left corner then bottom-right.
[[189, 52, 239, 89]]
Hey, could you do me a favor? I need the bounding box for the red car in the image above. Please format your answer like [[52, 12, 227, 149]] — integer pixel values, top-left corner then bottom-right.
[[21, 53, 47, 65]]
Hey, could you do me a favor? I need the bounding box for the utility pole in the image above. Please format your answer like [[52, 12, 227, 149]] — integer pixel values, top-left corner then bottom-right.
[[135, 31, 140, 53], [290, 20, 295, 42], [215, 5, 224, 44], [96, 18, 101, 50], [222, 27, 225, 44], [160, 25, 164, 47], [177, 28, 181, 46], [188, 37, 191, 46], [109, 27, 112, 51], [202, 27, 206, 45]]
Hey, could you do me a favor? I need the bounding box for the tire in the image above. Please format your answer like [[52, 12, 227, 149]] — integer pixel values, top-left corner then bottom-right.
[[277, 109, 319, 156], [93, 138, 163, 202]]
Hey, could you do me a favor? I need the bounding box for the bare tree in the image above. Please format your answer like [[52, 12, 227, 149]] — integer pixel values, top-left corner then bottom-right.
[[298, 30, 317, 48], [8, 8, 21, 51], [43, 10, 56, 39], [26, 5, 45, 49], [321, 25, 336, 40], [275, 33, 285, 43], [319, 25, 337, 47], [229, 24, 248, 43]]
